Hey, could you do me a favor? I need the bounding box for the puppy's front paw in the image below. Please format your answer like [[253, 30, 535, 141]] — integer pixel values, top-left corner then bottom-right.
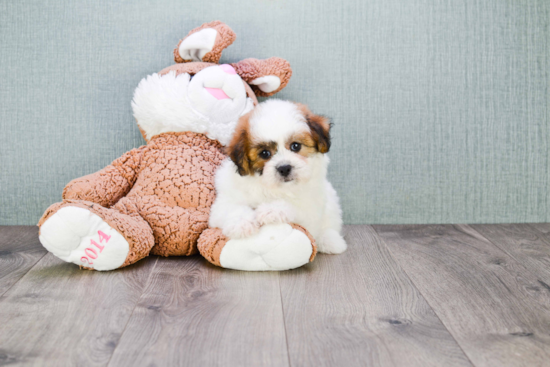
[[223, 219, 260, 239], [317, 229, 347, 254], [255, 201, 296, 226]]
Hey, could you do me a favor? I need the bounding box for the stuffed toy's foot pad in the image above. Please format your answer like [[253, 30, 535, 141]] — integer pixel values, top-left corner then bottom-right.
[[219, 223, 313, 271], [39, 206, 129, 271]]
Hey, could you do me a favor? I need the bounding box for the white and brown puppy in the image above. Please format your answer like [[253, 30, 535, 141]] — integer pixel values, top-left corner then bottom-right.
[[209, 99, 347, 254]]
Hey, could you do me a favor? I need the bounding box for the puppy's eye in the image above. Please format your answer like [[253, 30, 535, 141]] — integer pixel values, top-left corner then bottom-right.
[[259, 150, 271, 159], [290, 142, 301, 152]]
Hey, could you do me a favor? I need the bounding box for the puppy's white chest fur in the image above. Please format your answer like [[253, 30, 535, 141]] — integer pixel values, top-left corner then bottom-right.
[[215, 157, 328, 239]]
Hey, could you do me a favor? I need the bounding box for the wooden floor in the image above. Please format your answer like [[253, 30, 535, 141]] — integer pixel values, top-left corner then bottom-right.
[[1, 224, 550, 367]]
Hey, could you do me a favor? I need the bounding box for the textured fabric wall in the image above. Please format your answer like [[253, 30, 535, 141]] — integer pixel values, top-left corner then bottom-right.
[[1, 0, 548, 225]]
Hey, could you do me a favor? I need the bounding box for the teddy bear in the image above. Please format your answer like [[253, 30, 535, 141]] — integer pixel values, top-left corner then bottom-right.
[[38, 21, 317, 271]]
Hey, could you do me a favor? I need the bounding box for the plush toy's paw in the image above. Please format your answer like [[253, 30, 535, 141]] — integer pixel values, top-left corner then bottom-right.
[[175, 21, 236, 63], [317, 229, 347, 254], [39, 206, 130, 271], [222, 219, 260, 239], [221, 224, 315, 271], [198, 223, 316, 271], [255, 201, 295, 226]]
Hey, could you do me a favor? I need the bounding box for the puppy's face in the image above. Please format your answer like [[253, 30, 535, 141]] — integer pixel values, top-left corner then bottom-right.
[[227, 100, 331, 186]]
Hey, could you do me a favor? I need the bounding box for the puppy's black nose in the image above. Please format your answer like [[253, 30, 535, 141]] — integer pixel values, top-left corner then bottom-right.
[[277, 164, 292, 177]]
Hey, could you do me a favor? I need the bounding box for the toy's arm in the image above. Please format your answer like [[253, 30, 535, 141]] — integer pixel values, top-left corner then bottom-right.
[[174, 21, 236, 64], [62, 147, 146, 208]]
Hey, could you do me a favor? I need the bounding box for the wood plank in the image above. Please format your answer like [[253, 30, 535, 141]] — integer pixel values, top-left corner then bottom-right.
[[527, 223, 550, 237], [108, 257, 289, 367], [0, 253, 157, 366], [279, 225, 472, 367], [373, 224, 550, 367], [0, 226, 47, 297], [471, 224, 550, 285]]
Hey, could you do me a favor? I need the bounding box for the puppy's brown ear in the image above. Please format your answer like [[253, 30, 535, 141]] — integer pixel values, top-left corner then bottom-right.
[[296, 103, 332, 153], [226, 113, 253, 176]]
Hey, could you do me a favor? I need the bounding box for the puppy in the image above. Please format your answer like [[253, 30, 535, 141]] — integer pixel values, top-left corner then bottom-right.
[[209, 99, 347, 254]]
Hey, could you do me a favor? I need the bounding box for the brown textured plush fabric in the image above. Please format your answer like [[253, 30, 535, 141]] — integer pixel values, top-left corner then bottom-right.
[[174, 20, 236, 64], [159, 62, 213, 78], [39, 132, 226, 266], [61, 147, 146, 207], [197, 227, 227, 267], [232, 58, 293, 97]]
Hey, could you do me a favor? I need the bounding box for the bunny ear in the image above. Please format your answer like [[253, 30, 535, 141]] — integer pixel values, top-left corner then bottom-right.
[[232, 57, 292, 97], [174, 21, 236, 64]]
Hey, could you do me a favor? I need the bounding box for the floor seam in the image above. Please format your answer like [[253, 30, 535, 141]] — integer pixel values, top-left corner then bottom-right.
[[370, 224, 478, 367], [0, 250, 48, 299], [466, 224, 550, 285], [105, 256, 159, 367], [277, 272, 293, 367], [526, 223, 550, 246]]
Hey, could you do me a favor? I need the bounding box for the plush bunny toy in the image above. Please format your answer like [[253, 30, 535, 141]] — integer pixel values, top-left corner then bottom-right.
[[38, 21, 317, 271]]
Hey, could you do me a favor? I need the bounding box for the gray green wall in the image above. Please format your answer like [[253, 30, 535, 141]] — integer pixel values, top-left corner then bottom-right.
[[1, 0, 548, 225]]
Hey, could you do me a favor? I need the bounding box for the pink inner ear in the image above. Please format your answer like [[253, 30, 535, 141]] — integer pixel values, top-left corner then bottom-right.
[[205, 87, 230, 100]]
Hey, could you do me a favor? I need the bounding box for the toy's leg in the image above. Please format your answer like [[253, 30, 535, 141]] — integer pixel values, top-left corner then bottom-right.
[[114, 196, 209, 257], [38, 200, 154, 271], [198, 223, 317, 271]]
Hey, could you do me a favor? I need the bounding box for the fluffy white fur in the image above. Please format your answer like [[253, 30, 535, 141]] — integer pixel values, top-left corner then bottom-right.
[[210, 100, 347, 254], [132, 67, 254, 145]]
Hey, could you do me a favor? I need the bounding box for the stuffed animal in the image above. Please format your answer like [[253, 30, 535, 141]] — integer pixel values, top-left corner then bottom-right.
[[38, 21, 317, 271]]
